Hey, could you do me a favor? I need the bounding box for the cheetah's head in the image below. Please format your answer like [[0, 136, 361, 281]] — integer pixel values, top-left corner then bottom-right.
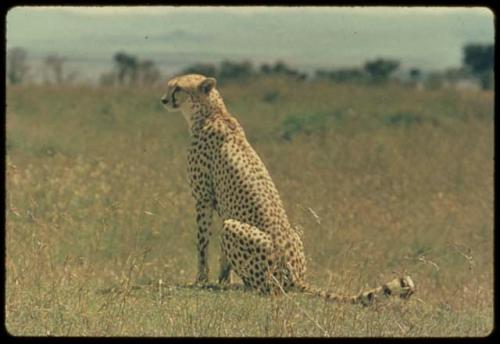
[[161, 74, 216, 113]]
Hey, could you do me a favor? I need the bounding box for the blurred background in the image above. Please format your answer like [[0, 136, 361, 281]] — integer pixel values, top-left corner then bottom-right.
[[6, 6, 494, 90]]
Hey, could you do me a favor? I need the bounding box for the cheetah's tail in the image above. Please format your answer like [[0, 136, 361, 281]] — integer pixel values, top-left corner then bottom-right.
[[296, 276, 415, 306]]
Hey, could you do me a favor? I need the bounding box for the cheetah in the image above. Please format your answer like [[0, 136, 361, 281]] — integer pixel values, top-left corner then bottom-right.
[[161, 74, 415, 304]]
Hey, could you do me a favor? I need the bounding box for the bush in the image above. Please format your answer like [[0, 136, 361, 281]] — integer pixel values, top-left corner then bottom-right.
[[261, 60, 307, 80], [364, 58, 400, 83], [178, 60, 307, 83], [219, 60, 255, 81], [180, 63, 218, 78], [315, 68, 367, 83]]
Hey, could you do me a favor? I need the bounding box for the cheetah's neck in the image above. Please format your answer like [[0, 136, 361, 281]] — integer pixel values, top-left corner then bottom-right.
[[182, 90, 229, 134]]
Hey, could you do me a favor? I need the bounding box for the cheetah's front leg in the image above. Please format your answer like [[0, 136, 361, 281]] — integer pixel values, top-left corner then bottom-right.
[[195, 200, 214, 283]]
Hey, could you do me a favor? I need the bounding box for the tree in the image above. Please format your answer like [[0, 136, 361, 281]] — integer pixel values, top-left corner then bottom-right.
[[103, 53, 162, 86], [409, 68, 421, 82], [181, 63, 217, 78], [463, 43, 494, 90], [44, 54, 65, 84], [364, 58, 400, 83], [43, 54, 78, 84], [407, 68, 422, 88], [260, 63, 272, 75], [219, 60, 255, 80], [113, 52, 138, 85], [272, 60, 289, 74], [315, 67, 367, 83], [260, 61, 306, 80], [7, 47, 30, 85], [330, 68, 365, 83], [272, 60, 301, 77], [464, 44, 494, 74]]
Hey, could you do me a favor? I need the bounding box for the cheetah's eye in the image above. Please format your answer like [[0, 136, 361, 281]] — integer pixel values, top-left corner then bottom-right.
[[171, 86, 180, 98], [171, 86, 184, 107], [174, 86, 185, 97]]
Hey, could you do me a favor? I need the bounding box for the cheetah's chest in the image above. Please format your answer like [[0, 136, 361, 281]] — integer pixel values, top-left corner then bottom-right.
[[187, 132, 290, 235]]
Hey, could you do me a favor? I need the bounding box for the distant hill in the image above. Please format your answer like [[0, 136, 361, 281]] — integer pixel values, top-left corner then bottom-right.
[[6, 7, 494, 81]]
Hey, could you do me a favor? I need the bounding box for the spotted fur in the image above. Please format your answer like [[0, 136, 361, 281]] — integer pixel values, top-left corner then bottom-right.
[[161, 74, 415, 304]]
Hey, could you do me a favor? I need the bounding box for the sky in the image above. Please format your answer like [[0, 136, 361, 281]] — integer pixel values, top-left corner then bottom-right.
[[6, 6, 495, 82], [20, 6, 492, 16]]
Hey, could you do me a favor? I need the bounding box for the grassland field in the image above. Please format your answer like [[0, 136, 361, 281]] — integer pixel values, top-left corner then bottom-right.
[[5, 76, 494, 336]]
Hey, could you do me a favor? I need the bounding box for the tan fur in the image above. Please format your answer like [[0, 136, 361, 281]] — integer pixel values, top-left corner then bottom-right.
[[161, 74, 415, 304]]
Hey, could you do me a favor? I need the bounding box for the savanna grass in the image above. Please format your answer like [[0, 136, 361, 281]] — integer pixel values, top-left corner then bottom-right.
[[5, 77, 494, 336]]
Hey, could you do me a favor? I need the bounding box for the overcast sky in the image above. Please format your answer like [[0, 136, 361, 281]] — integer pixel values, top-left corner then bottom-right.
[[20, 6, 491, 16], [6, 6, 494, 80]]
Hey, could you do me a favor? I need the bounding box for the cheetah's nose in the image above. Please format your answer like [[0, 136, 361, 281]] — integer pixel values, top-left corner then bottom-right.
[[161, 97, 168, 105]]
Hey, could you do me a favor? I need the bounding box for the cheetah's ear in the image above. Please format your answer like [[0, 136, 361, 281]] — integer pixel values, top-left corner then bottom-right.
[[199, 77, 216, 95]]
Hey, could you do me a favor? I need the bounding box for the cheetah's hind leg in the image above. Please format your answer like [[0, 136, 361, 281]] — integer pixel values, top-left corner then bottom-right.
[[220, 219, 275, 294]]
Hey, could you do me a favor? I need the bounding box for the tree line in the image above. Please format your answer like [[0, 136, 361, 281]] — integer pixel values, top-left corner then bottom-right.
[[7, 50, 79, 86], [180, 60, 308, 83], [6, 43, 494, 90], [99, 52, 161, 86]]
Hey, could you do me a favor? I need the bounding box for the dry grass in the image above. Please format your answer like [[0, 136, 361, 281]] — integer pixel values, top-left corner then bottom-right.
[[5, 78, 494, 336]]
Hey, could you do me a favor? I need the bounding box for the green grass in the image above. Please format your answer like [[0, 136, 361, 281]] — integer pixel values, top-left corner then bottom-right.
[[5, 78, 494, 336]]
